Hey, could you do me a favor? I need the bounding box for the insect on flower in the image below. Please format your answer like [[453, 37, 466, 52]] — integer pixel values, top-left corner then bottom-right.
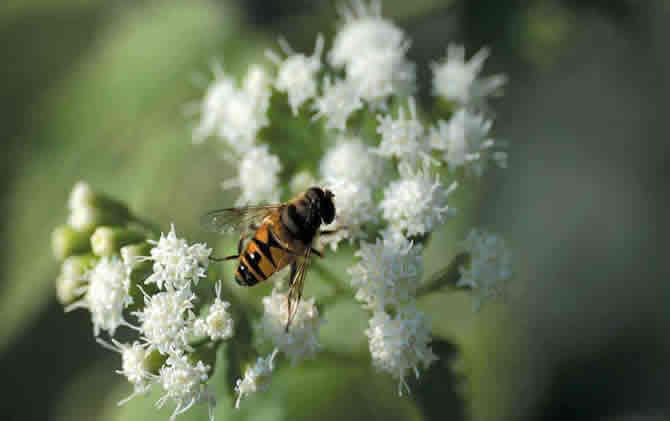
[[201, 187, 336, 330]]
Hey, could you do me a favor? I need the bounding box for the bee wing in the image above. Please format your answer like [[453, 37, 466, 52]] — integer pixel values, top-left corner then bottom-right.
[[286, 247, 312, 331], [200, 204, 284, 233]]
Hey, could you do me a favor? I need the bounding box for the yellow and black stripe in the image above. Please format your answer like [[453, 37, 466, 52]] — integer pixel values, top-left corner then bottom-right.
[[234, 226, 286, 286]]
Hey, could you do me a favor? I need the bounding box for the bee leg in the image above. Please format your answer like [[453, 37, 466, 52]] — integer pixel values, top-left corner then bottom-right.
[[210, 254, 239, 262], [285, 262, 298, 332], [310, 248, 323, 258], [237, 233, 245, 255], [288, 261, 297, 286]]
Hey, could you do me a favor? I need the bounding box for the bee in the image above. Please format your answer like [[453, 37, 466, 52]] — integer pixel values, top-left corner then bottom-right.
[[201, 187, 336, 329]]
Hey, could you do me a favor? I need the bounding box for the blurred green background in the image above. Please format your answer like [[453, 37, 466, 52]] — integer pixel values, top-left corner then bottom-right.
[[2, 0, 670, 420]]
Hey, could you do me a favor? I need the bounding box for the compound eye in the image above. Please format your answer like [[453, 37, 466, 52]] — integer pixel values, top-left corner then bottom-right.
[[320, 197, 335, 225]]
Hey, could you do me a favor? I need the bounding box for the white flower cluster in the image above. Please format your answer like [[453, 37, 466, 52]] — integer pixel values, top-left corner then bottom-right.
[[429, 45, 507, 174], [457, 229, 513, 310], [193, 62, 270, 152], [365, 305, 436, 395], [64, 216, 234, 421], [188, 0, 513, 401], [235, 348, 279, 408], [144, 224, 211, 290], [329, 0, 415, 106], [349, 232, 423, 310], [66, 256, 132, 336], [258, 289, 322, 364], [318, 136, 385, 249], [194, 61, 281, 205], [267, 36, 324, 115]]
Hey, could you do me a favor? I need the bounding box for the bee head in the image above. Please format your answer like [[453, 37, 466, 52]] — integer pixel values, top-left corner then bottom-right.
[[305, 187, 336, 225]]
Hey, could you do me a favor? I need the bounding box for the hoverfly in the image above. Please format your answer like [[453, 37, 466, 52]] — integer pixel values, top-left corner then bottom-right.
[[201, 187, 336, 330]]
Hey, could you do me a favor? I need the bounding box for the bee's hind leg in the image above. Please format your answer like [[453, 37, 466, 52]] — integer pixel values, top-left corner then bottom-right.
[[210, 254, 239, 262], [310, 248, 323, 258]]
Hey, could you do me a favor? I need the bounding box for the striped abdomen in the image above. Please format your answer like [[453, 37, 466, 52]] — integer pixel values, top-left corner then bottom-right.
[[235, 224, 291, 286]]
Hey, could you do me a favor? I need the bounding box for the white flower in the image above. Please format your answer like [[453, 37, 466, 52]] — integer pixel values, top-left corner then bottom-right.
[[67, 206, 101, 231], [366, 305, 437, 395], [223, 145, 282, 205], [347, 45, 415, 105], [157, 353, 214, 421], [312, 77, 363, 130], [68, 181, 95, 210], [66, 257, 131, 336], [376, 98, 429, 165], [348, 231, 423, 310], [235, 348, 279, 408], [97, 339, 154, 404], [458, 229, 512, 311], [432, 44, 507, 107], [429, 109, 505, 175], [380, 163, 457, 237], [330, 0, 415, 105], [259, 289, 322, 364], [268, 36, 324, 115], [134, 288, 196, 354], [319, 178, 377, 250], [194, 63, 270, 153], [193, 281, 234, 341], [144, 224, 211, 291], [318, 138, 385, 248], [319, 136, 385, 186]]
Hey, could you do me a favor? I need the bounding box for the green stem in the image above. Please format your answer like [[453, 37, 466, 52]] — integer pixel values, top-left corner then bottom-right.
[[417, 252, 470, 296]]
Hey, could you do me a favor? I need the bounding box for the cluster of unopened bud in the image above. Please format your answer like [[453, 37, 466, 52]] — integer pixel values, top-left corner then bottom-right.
[[52, 182, 151, 305]]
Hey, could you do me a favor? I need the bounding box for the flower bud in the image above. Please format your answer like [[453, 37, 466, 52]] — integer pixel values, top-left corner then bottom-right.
[[68, 181, 131, 219], [56, 254, 97, 305], [68, 206, 127, 232], [68, 181, 96, 210], [91, 227, 145, 257], [67, 182, 132, 231], [120, 242, 157, 311], [51, 225, 92, 260]]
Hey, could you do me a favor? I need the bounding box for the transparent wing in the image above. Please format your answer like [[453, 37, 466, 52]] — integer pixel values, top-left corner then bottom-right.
[[200, 204, 284, 233], [286, 247, 312, 331]]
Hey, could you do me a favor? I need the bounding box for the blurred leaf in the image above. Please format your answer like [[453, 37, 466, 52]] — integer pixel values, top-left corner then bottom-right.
[[51, 357, 122, 421], [236, 357, 426, 421], [319, 299, 368, 356]]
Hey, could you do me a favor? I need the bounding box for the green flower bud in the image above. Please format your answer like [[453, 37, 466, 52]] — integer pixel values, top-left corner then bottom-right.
[[91, 227, 145, 257], [56, 254, 97, 305], [120, 242, 156, 311], [67, 206, 128, 232], [67, 182, 132, 231], [69, 181, 131, 220], [51, 225, 92, 260]]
